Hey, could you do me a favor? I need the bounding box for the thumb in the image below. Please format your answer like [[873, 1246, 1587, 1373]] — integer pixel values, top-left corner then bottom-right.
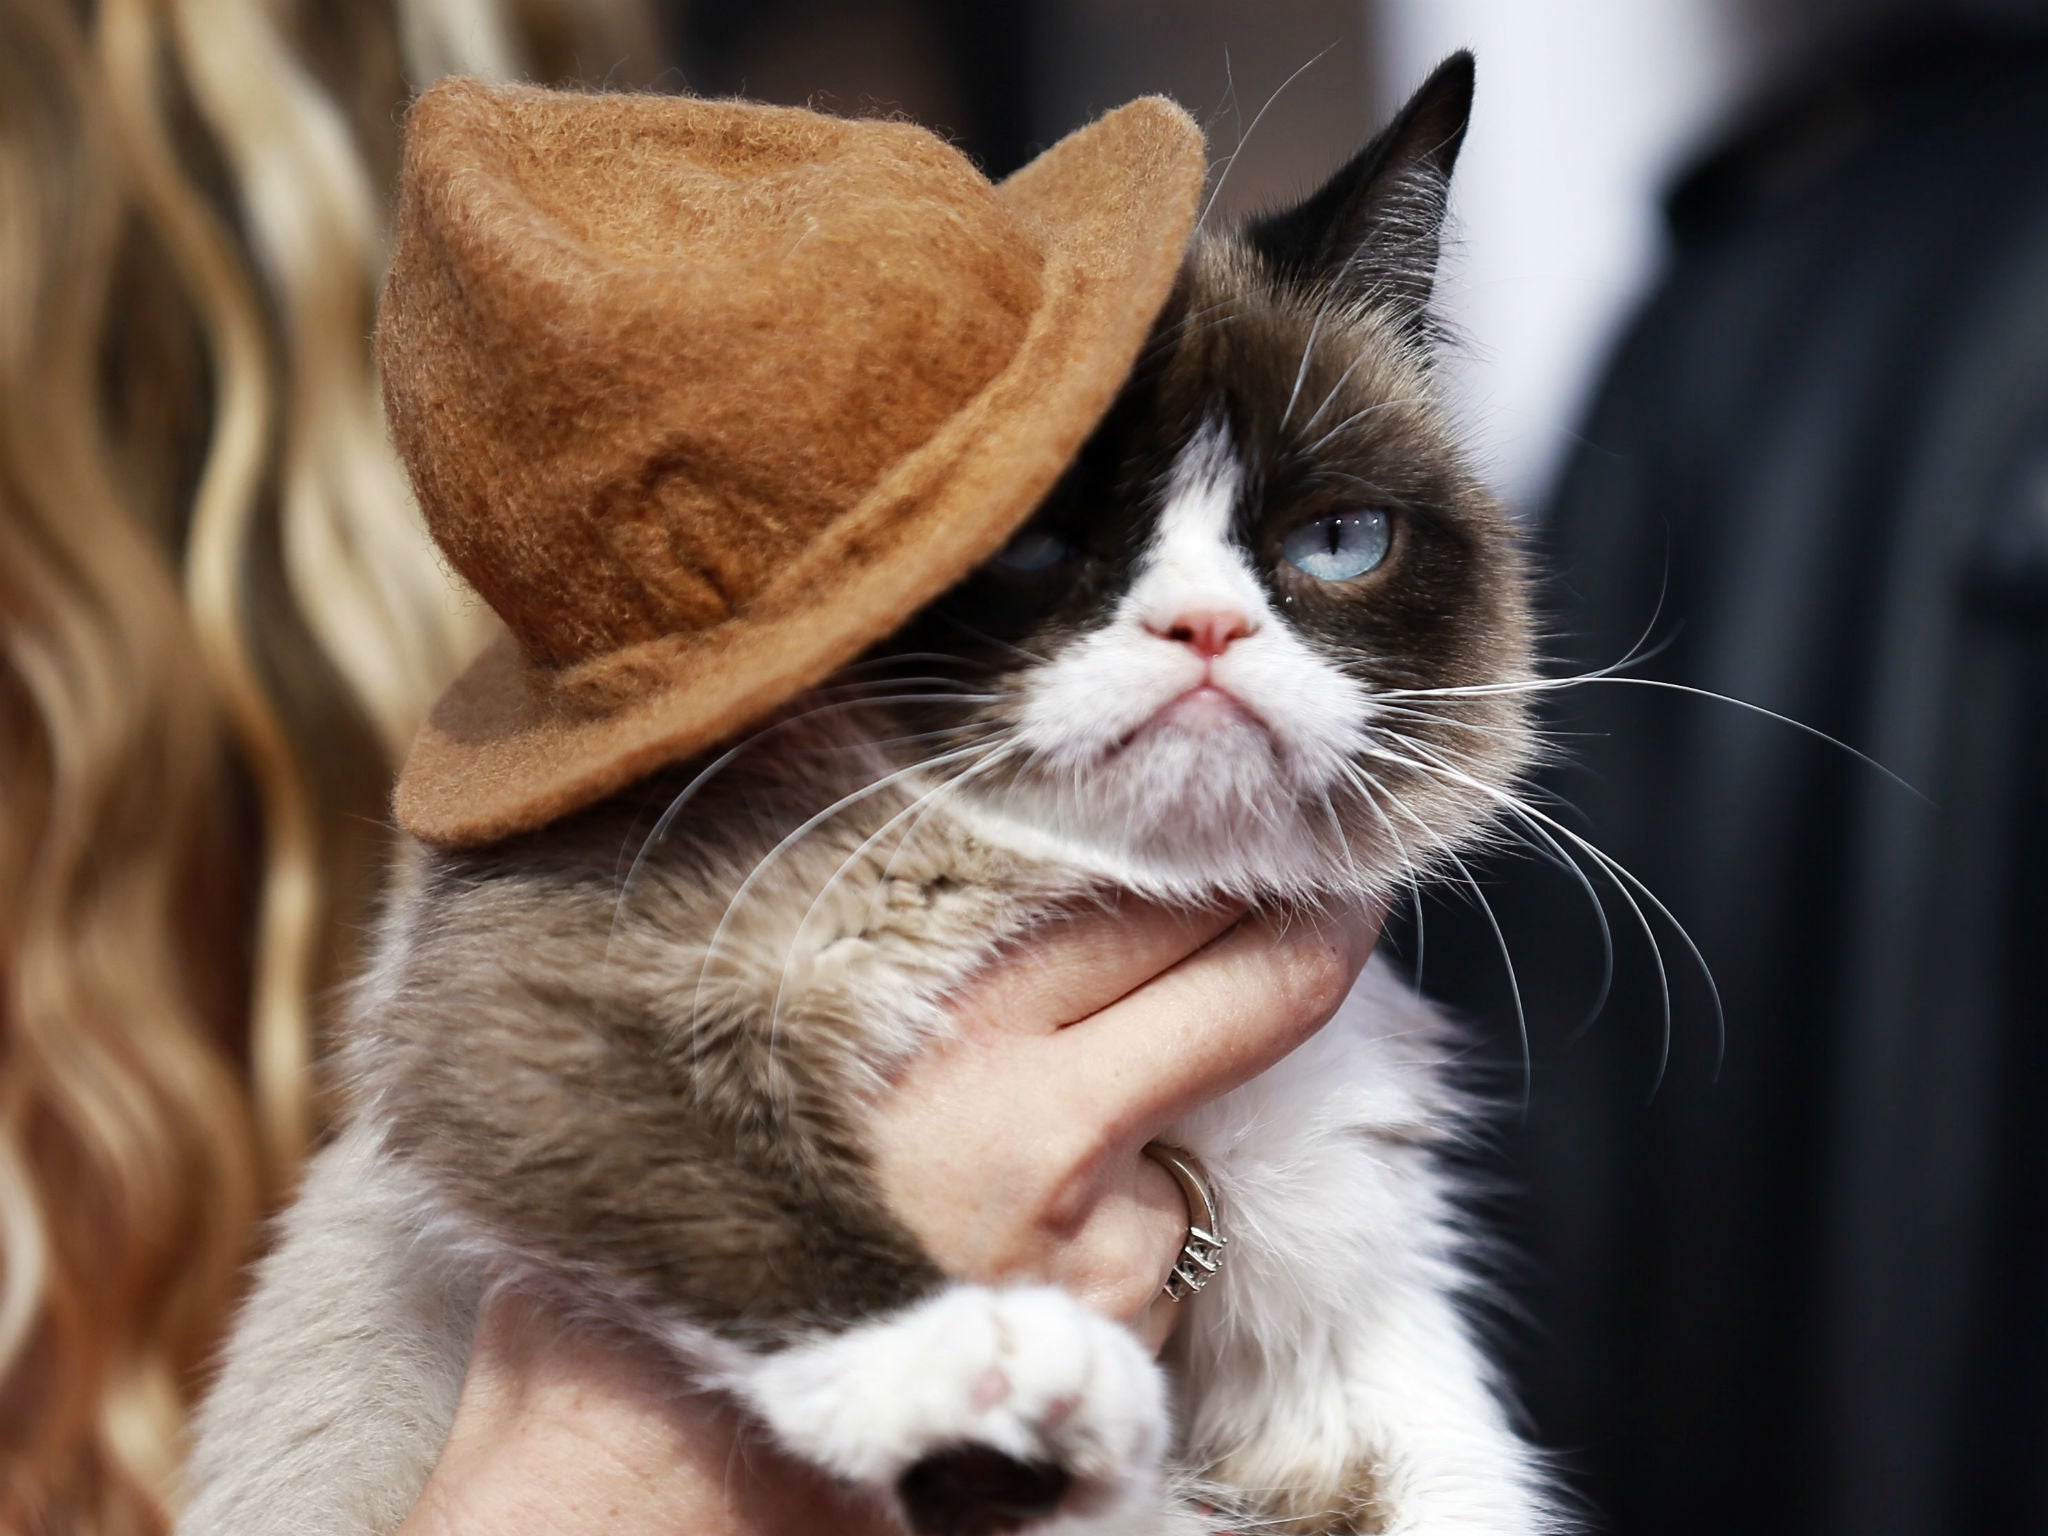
[[1055, 903, 1382, 1147]]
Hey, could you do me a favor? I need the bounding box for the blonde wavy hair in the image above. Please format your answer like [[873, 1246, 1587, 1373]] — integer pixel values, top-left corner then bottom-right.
[[0, 0, 657, 1529]]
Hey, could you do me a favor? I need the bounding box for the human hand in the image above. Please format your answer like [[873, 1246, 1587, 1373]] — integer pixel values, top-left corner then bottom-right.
[[397, 1289, 896, 1536], [869, 899, 1381, 1349], [398, 900, 1381, 1535]]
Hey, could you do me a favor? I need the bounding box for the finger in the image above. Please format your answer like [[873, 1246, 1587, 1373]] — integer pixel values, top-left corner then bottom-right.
[[1075, 1151, 1188, 1310], [1138, 1293, 1179, 1354], [1133, 1153, 1189, 1353], [1128, 1150, 1206, 1353], [1030, 1150, 1187, 1343], [1059, 902, 1382, 1142], [950, 894, 1244, 1037]]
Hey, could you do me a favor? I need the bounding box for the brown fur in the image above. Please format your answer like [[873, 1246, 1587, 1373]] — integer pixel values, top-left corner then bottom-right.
[[1262, 1469, 1397, 1536], [355, 710, 1065, 1333]]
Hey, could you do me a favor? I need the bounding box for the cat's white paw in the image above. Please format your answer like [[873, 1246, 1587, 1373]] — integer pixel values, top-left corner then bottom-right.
[[730, 1283, 1168, 1533]]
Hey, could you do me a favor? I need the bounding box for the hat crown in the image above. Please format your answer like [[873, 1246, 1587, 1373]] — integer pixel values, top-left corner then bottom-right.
[[381, 82, 1043, 669]]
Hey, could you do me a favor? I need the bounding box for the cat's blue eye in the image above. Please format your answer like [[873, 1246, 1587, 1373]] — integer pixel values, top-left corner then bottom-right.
[[1280, 510, 1391, 583], [990, 528, 1077, 575]]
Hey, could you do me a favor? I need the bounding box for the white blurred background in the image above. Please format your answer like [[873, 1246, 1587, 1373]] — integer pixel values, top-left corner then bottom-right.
[[1371, 0, 1744, 508]]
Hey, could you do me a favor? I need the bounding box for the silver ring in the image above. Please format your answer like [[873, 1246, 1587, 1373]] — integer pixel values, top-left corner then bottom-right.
[[1143, 1143, 1227, 1301]]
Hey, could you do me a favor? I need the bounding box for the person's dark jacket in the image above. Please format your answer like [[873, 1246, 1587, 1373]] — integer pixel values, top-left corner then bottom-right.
[[1417, 34, 2048, 1536]]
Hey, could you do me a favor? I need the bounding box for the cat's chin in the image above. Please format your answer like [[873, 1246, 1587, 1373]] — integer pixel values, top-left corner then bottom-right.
[[968, 814, 1385, 905], [1124, 684, 1264, 744], [954, 763, 1394, 906]]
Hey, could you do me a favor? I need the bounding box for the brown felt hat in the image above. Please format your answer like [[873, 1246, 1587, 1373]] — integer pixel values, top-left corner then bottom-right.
[[381, 79, 1206, 848]]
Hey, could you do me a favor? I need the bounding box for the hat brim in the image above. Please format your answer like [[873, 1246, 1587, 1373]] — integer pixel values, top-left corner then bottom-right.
[[395, 96, 1205, 849]]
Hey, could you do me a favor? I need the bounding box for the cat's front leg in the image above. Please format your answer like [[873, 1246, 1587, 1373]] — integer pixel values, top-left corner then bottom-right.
[[1232, 1274, 1556, 1536], [722, 1282, 1172, 1536], [1169, 964, 1558, 1534], [178, 1123, 479, 1536]]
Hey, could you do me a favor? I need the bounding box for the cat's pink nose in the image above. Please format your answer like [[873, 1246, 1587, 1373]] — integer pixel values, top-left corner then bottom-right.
[[1149, 607, 1255, 659]]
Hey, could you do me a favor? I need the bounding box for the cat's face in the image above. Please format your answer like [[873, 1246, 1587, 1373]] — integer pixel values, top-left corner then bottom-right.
[[871, 57, 1535, 901]]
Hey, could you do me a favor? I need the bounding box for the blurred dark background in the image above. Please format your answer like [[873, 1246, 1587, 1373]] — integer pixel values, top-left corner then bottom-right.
[[664, 4, 2048, 1533]]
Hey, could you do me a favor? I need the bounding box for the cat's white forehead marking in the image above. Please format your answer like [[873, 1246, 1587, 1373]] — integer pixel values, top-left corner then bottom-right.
[[1133, 421, 1269, 628], [1155, 419, 1240, 548]]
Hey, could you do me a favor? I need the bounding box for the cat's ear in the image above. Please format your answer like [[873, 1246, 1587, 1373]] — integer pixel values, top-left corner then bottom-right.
[[1246, 51, 1473, 329]]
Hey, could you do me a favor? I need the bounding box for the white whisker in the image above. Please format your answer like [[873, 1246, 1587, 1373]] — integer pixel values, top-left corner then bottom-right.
[[1302, 396, 1429, 459], [1279, 302, 1332, 430], [1339, 757, 1530, 1103], [686, 744, 992, 1046], [1198, 44, 1335, 231], [1405, 868, 1427, 997], [1295, 347, 1379, 440], [1366, 736, 1719, 1091], [866, 729, 1021, 924], [1378, 674, 1921, 801], [607, 692, 1002, 959], [762, 742, 1022, 1100], [1440, 839, 1529, 1113]]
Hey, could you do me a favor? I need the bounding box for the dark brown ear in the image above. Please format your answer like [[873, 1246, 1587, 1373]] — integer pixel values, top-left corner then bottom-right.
[[1246, 50, 1474, 330]]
